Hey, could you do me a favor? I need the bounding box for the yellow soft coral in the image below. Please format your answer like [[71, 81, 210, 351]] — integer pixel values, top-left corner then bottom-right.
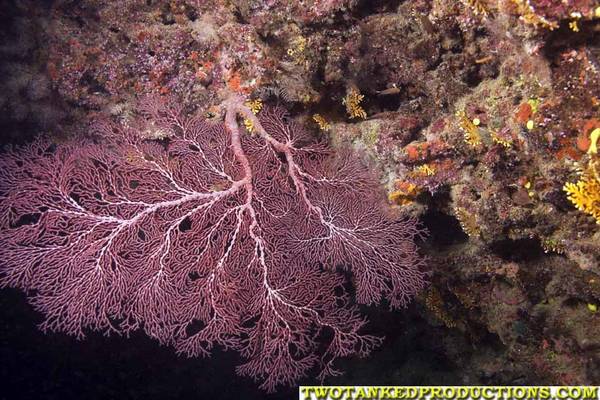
[[389, 182, 420, 206], [244, 99, 263, 115], [312, 114, 331, 131], [461, 0, 489, 16], [588, 127, 599, 155], [563, 159, 600, 224], [414, 164, 436, 176], [511, 0, 558, 30], [343, 88, 367, 120], [456, 110, 481, 147]]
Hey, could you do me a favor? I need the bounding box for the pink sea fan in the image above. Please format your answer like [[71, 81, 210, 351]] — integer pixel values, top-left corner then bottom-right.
[[0, 95, 427, 391]]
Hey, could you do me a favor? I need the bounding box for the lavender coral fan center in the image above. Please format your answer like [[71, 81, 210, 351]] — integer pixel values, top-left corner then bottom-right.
[[0, 96, 426, 391]]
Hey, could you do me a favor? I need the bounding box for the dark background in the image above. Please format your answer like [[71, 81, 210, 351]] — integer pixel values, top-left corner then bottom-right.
[[0, 287, 460, 400]]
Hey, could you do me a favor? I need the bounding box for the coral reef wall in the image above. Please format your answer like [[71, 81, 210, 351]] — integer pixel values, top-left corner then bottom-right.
[[1, 0, 600, 395]]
